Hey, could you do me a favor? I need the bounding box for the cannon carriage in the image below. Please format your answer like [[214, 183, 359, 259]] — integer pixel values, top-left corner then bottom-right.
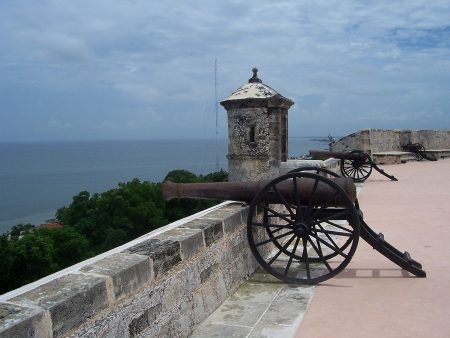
[[163, 168, 425, 285], [401, 142, 437, 161], [309, 149, 398, 182]]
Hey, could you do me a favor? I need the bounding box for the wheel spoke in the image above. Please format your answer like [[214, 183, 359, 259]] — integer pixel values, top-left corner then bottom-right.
[[312, 209, 351, 224], [309, 232, 349, 258], [360, 167, 369, 174], [343, 162, 352, 170], [284, 236, 301, 274], [268, 234, 296, 266], [255, 230, 295, 247], [313, 228, 352, 237], [302, 237, 311, 279], [272, 185, 295, 218], [313, 223, 341, 251], [258, 203, 294, 224], [322, 220, 354, 233], [348, 167, 357, 177], [306, 178, 319, 219], [293, 176, 302, 221], [307, 237, 332, 272], [252, 222, 293, 229]]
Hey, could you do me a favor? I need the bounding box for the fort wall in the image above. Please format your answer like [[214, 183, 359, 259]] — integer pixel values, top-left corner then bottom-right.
[[331, 129, 450, 155], [0, 202, 256, 338]]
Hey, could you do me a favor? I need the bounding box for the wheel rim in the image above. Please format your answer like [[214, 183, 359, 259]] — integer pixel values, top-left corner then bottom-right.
[[340, 151, 372, 182], [247, 172, 360, 284]]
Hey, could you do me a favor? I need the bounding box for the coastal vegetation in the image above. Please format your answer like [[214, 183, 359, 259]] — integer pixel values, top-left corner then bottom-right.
[[0, 169, 228, 294]]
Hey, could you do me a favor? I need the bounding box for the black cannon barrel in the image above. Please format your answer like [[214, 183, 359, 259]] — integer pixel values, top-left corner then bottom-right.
[[309, 149, 366, 161], [163, 176, 356, 206]]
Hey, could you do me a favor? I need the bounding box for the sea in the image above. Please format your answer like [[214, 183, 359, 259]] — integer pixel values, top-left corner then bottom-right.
[[0, 137, 329, 234]]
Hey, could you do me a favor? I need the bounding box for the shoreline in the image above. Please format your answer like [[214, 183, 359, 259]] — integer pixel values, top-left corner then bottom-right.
[[0, 210, 57, 234]]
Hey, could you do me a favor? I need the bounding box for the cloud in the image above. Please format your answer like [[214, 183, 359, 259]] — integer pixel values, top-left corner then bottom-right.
[[0, 0, 449, 141]]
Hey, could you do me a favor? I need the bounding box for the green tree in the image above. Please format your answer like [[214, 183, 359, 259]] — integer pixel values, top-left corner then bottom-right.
[[165, 169, 199, 183], [40, 227, 90, 268], [4, 231, 57, 291], [1, 170, 228, 294], [8, 223, 35, 238], [163, 170, 226, 222], [57, 179, 167, 252], [201, 169, 228, 182], [0, 235, 14, 293]]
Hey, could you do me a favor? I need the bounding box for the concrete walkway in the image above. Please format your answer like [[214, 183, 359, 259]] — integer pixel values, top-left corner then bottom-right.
[[296, 159, 450, 338], [191, 159, 450, 338]]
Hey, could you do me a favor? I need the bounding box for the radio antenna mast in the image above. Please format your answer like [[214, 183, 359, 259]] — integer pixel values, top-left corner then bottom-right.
[[214, 58, 219, 172]]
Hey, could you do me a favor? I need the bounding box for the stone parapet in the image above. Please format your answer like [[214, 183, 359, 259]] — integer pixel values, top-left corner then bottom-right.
[[280, 158, 341, 175], [331, 129, 450, 155], [0, 202, 256, 338]]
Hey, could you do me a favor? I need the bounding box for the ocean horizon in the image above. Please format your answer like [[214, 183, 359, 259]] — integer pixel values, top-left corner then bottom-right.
[[0, 137, 329, 233]]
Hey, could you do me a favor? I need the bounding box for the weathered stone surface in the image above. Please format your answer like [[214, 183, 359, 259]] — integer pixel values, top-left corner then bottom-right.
[[153, 227, 204, 261], [200, 204, 246, 234], [81, 253, 152, 301], [332, 129, 450, 155], [331, 129, 371, 153], [0, 302, 51, 338], [200, 273, 227, 314], [124, 238, 181, 278], [128, 303, 162, 337], [192, 292, 206, 326], [11, 274, 108, 337], [167, 295, 197, 337], [200, 263, 219, 283], [181, 219, 223, 246]]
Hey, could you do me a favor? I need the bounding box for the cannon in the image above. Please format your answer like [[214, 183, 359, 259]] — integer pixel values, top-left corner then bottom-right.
[[163, 167, 425, 285], [401, 143, 437, 161], [309, 149, 398, 182]]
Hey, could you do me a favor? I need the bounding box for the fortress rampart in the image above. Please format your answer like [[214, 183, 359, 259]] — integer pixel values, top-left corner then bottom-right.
[[0, 202, 256, 337], [331, 129, 450, 155]]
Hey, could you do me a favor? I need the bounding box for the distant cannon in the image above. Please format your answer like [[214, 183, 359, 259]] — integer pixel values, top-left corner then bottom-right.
[[163, 167, 425, 285], [309, 150, 398, 182], [401, 143, 437, 161]]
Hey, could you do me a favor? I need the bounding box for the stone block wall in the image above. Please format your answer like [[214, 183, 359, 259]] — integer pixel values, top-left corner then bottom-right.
[[400, 130, 450, 149], [332, 129, 450, 154], [0, 202, 259, 338], [369, 129, 401, 153], [331, 129, 371, 153]]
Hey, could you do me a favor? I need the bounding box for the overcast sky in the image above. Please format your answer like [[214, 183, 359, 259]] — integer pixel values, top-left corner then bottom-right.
[[1, 0, 449, 142]]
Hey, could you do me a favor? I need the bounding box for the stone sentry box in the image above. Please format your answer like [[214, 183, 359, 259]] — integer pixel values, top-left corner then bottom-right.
[[221, 68, 294, 182]]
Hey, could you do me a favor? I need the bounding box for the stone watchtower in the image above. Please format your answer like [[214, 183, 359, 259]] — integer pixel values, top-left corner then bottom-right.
[[220, 68, 294, 182]]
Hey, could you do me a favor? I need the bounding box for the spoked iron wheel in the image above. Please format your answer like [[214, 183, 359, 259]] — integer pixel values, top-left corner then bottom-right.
[[340, 150, 373, 182], [247, 172, 360, 284], [285, 167, 356, 262], [413, 143, 425, 161]]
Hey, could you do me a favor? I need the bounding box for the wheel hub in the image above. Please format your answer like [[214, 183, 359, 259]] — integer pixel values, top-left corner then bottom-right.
[[294, 222, 309, 237]]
